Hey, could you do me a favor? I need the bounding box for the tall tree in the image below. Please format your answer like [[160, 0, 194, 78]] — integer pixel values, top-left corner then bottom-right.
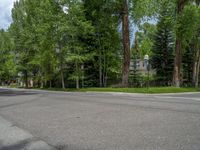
[[119, 0, 167, 87], [83, 0, 121, 87], [173, 0, 200, 87], [0, 29, 16, 85], [121, 0, 131, 87], [61, 0, 94, 89], [10, 0, 31, 88], [151, 9, 174, 86], [192, 30, 200, 87], [172, 0, 189, 87], [4, 0, 200, 89]]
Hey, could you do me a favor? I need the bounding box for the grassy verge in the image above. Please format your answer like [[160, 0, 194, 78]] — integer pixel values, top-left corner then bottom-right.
[[35, 87, 200, 94]]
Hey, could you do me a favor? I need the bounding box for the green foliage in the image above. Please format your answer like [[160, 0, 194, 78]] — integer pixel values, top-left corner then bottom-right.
[[0, 0, 200, 88], [136, 23, 157, 58], [83, 0, 121, 87], [0, 30, 16, 83], [178, 3, 200, 48], [151, 8, 175, 85]]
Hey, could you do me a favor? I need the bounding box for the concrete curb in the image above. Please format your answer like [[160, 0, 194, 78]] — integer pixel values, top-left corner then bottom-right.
[[1, 86, 200, 96]]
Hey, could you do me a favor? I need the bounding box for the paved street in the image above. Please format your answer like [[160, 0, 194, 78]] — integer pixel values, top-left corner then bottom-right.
[[0, 88, 200, 150]]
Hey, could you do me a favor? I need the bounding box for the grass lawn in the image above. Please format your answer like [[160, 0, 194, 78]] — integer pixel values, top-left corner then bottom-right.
[[39, 87, 200, 94]]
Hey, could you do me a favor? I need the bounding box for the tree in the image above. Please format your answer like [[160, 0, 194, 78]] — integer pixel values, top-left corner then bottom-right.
[[192, 30, 200, 87], [186, 3, 200, 87], [82, 0, 122, 87], [0, 30, 16, 85], [60, 0, 94, 89], [137, 22, 157, 58], [173, 0, 200, 87], [172, 0, 200, 87], [119, 0, 168, 87], [3, 0, 199, 89], [10, 0, 32, 88], [129, 32, 142, 87], [151, 9, 174, 86], [121, 0, 131, 87]]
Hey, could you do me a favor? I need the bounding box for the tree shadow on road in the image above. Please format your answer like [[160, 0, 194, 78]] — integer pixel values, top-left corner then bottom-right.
[[0, 139, 30, 150], [0, 89, 39, 97]]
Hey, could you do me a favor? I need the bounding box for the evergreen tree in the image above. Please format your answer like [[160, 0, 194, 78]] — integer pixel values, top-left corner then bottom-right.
[[182, 44, 193, 86], [1, 0, 199, 88], [151, 9, 174, 86]]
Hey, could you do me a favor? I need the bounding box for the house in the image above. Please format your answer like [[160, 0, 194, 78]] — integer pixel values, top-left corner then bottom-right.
[[130, 59, 154, 75]]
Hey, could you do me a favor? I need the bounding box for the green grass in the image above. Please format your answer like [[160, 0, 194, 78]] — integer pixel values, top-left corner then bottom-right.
[[37, 87, 200, 94]]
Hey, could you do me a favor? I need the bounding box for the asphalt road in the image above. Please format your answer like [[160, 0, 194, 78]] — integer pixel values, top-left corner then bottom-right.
[[0, 88, 200, 150]]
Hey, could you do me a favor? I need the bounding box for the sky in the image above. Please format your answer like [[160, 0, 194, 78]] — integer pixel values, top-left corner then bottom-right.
[[0, 0, 16, 30]]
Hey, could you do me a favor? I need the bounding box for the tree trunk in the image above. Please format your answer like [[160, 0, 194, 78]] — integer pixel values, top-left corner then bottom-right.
[[195, 56, 200, 87], [192, 39, 200, 87], [76, 61, 79, 89], [104, 72, 108, 87], [60, 54, 65, 89], [45, 79, 47, 88], [193, 56, 200, 87], [172, 0, 187, 87], [24, 70, 28, 88], [59, 43, 65, 89], [61, 69, 65, 89], [99, 51, 103, 87], [121, 0, 130, 87], [76, 77, 79, 89], [103, 48, 107, 87], [81, 64, 84, 88], [97, 29, 103, 87], [40, 81, 43, 88], [173, 38, 182, 87], [49, 80, 52, 88]]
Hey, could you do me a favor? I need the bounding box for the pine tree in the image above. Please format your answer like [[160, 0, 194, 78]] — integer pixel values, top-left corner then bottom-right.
[[182, 44, 193, 86], [151, 9, 174, 86]]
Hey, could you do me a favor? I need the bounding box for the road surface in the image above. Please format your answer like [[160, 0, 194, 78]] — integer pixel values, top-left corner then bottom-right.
[[0, 88, 200, 150]]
